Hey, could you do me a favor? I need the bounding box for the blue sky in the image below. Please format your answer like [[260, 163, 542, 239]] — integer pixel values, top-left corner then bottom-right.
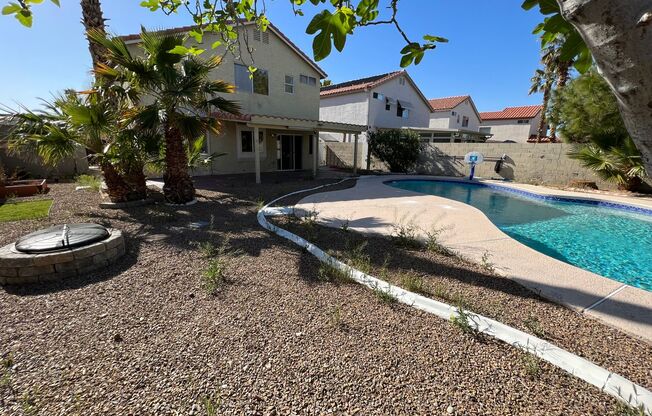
[[0, 0, 544, 111]]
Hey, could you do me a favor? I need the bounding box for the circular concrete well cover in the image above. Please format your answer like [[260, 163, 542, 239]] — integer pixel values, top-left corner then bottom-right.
[[15, 223, 110, 254]]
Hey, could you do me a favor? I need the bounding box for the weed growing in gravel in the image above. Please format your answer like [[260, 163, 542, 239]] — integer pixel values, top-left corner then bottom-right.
[[612, 402, 649, 416], [196, 241, 219, 258], [20, 390, 38, 415], [481, 250, 495, 272], [76, 174, 101, 191], [524, 315, 547, 339], [302, 207, 319, 228], [424, 226, 453, 256], [340, 219, 350, 232], [0, 354, 13, 390], [391, 221, 421, 249], [399, 272, 429, 295], [373, 283, 397, 304], [330, 305, 344, 328], [521, 352, 541, 379], [200, 240, 240, 295], [346, 241, 372, 274], [317, 259, 353, 283], [451, 305, 479, 337], [255, 196, 265, 211], [202, 393, 222, 416]]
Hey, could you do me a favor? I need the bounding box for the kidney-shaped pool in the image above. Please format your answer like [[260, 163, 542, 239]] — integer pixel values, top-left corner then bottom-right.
[[386, 179, 652, 292]]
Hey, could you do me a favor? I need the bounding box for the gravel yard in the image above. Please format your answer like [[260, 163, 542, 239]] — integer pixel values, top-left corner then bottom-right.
[[1, 174, 650, 415]]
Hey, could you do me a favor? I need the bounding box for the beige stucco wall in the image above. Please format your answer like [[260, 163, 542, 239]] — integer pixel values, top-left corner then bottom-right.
[[125, 25, 323, 120], [319, 91, 369, 126], [324, 141, 618, 190], [367, 76, 431, 130]]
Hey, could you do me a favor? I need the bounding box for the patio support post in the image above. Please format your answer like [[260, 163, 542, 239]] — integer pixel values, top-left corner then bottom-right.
[[254, 126, 261, 184], [353, 133, 359, 175], [313, 131, 319, 178]]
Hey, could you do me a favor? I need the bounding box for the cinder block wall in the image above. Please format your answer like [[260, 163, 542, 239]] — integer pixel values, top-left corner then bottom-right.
[[324, 142, 386, 171], [325, 142, 617, 190]]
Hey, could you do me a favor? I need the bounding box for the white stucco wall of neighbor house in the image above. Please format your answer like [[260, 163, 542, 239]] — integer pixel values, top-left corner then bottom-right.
[[367, 76, 431, 130], [319, 91, 370, 126], [480, 114, 544, 143]]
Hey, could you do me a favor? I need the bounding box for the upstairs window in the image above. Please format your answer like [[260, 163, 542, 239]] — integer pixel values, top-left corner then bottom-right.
[[397, 103, 409, 119], [300, 74, 317, 86], [517, 119, 530, 124], [372, 92, 385, 100], [385, 98, 391, 111], [235, 64, 269, 95], [462, 116, 469, 127], [398, 77, 406, 86], [234, 64, 253, 93], [285, 75, 294, 94]]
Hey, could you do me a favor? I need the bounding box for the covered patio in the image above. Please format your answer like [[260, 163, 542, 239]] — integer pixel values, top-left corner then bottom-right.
[[214, 113, 367, 184]]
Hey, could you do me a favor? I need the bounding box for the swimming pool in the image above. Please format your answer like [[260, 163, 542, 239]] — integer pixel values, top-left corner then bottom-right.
[[386, 179, 652, 291]]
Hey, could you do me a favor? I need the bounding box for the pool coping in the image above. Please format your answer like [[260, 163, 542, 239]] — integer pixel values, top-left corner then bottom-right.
[[294, 175, 652, 343]]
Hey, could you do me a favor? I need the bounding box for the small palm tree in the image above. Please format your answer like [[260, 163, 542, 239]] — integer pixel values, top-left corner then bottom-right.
[[89, 28, 240, 204], [529, 68, 554, 142], [569, 137, 646, 191], [6, 90, 151, 202]]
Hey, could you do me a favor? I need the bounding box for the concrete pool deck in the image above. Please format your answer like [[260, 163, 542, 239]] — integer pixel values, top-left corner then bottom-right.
[[295, 175, 652, 343]]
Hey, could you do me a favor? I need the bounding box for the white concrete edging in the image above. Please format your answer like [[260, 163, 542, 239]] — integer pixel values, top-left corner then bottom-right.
[[257, 177, 652, 413]]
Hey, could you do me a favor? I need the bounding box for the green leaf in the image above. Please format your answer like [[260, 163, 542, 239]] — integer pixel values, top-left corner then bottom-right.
[[168, 45, 189, 55], [211, 40, 222, 49], [423, 35, 448, 43], [2, 3, 21, 15], [188, 29, 203, 43], [50, 0, 60, 6], [16, 10, 32, 27]]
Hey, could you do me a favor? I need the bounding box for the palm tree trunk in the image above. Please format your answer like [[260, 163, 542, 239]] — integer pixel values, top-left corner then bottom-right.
[[81, 0, 107, 66], [549, 61, 571, 141], [163, 122, 195, 204], [101, 162, 133, 203], [123, 161, 148, 201], [537, 83, 551, 142]]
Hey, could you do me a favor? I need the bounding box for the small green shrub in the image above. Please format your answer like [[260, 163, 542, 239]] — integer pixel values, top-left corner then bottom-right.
[[612, 402, 649, 416], [346, 241, 372, 273], [340, 219, 350, 232], [425, 226, 453, 255], [330, 305, 344, 328], [391, 222, 421, 249], [302, 207, 319, 227], [255, 196, 265, 211], [202, 393, 222, 416], [202, 258, 227, 295], [481, 250, 495, 272], [196, 241, 218, 258], [76, 174, 102, 191], [368, 129, 421, 173]]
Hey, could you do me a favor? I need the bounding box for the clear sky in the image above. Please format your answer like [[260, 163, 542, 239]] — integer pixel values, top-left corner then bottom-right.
[[0, 0, 544, 112]]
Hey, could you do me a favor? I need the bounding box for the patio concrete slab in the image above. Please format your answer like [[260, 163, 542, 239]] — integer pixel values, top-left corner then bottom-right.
[[295, 175, 652, 342]]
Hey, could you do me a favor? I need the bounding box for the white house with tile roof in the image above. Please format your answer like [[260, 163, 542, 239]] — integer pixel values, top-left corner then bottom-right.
[[479, 105, 547, 143], [428, 95, 482, 132], [319, 71, 433, 142], [120, 22, 365, 182]]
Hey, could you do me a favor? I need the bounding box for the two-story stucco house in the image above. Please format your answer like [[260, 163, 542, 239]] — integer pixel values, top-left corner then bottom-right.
[[479, 105, 547, 143], [428, 95, 482, 131], [120, 22, 364, 183], [318, 71, 432, 142]]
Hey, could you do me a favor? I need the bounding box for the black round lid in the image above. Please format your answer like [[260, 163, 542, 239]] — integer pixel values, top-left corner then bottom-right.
[[15, 223, 110, 254]]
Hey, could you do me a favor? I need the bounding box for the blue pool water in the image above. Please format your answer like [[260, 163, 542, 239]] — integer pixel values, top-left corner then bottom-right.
[[387, 179, 652, 291]]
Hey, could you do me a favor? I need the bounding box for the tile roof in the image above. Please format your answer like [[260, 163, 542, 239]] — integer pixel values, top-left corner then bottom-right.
[[320, 71, 403, 97], [118, 21, 327, 78], [428, 95, 469, 111], [480, 105, 542, 121]]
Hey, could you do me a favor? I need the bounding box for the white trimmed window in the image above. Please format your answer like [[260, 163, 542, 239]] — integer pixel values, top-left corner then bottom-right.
[[285, 75, 294, 94], [237, 125, 266, 159], [372, 92, 385, 100]]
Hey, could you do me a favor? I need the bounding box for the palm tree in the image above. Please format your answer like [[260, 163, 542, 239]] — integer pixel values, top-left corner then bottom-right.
[[6, 91, 152, 202], [88, 28, 241, 204], [80, 0, 107, 66], [529, 67, 554, 142]]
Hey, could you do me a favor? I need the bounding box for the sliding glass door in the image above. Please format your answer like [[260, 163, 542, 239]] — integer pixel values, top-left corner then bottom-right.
[[277, 135, 303, 170]]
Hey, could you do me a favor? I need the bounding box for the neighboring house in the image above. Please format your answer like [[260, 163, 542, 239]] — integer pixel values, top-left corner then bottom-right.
[[428, 95, 482, 131], [319, 70, 433, 142], [120, 23, 364, 182], [479, 105, 547, 143]]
